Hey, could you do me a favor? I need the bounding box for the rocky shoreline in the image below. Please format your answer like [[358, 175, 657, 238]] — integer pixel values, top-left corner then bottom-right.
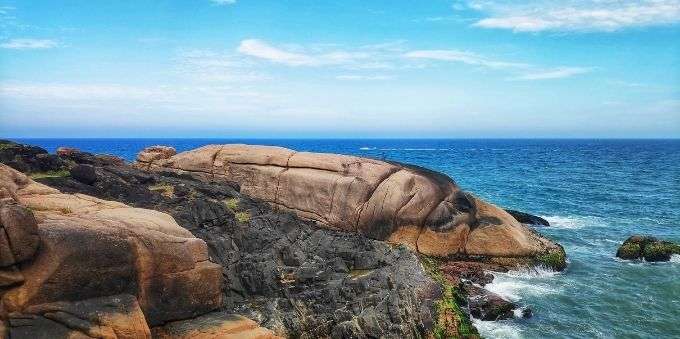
[[0, 140, 566, 338]]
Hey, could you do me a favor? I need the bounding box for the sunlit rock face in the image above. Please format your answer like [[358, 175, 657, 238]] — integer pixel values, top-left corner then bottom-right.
[[137, 144, 563, 263]]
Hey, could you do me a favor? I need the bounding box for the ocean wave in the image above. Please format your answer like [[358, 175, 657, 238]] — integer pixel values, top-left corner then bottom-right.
[[358, 147, 376, 150], [542, 215, 604, 229], [359, 147, 453, 151], [485, 267, 560, 302], [472, 318, 523, 339]]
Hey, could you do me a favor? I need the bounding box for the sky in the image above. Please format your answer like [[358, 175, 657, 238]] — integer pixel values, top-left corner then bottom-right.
[[0, 0, 679, 138]]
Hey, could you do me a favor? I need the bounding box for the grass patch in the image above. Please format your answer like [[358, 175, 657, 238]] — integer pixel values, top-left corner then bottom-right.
[[421, 256, 480, 339], [29, 170, 70, 179], [235, 211, 250, 223], [223, 197, 240, 211], [0, 143, 16, 151], [148, 183, 174, 198]]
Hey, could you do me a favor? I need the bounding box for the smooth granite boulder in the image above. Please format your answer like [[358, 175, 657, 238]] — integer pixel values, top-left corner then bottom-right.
[[137, 144, 565, 267], [0, 164, 225, 337]]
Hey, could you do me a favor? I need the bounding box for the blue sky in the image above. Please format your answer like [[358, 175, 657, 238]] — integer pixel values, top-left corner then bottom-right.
[[0, 0, 679, 138]]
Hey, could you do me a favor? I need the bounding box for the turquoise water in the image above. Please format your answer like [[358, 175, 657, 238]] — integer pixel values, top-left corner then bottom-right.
[[14, 138, 680, 338]]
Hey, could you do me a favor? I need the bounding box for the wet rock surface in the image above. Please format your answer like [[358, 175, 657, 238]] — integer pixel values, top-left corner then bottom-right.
[[616, 235, 680, 262], [505, 209, 550, 226]]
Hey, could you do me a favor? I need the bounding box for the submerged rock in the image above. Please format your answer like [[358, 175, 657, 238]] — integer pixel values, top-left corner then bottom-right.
[[505, 209, 550, 226], [617, 235, 680, 262]]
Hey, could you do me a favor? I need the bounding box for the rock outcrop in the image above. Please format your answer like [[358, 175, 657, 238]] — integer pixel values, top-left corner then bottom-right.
[[0, 163, 279, 338], [136, 144, 565, 268], [616, 235, 680, 262], [35, 153, 447, 338], [505, 209, 550, 226]]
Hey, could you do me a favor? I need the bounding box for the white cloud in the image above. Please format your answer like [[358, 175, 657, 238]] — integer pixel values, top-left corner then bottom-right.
[[512, 67, 593, 80], [0, 38, 58, 49], [210, 0, 236, 5], [467, 0, 680, 32], [176, 49, 267, 82], [403, 49, 530, 69], [237, 39, 374, 67], [335, 74, 393, 80]]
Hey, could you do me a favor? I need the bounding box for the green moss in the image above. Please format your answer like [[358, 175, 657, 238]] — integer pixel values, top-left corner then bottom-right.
[[616, 243, 641, 260], [235, 211, 250, 223], [535, 249, 567, 271], [642, 242, 680, 262], [29, 170, 70, 179], [223, 197, 240, 211], [148, 183, 174, 197], [421, 256, 480, 339], [0, 143, 16, 151]]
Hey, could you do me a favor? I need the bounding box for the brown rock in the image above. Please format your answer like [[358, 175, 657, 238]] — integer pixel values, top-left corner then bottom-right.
[[137, 144, 563, 264], [151, 311, 282, 339], [0, 202, 40, 266], [136, 146, 177, 166], [0, 164, 222, 327], [9, 294, 151, 339]]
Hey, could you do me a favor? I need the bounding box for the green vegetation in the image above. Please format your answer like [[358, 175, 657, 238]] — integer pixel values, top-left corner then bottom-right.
[[420, 256, 480, 339], [29, 170, 70, 179], [535, 249, 567, 271], [235, 211, 250, 223], [223, 197, 240, 211], [642, 242, 680, 261], [148, 183, 174, 197], [0, 143, 16, 151]]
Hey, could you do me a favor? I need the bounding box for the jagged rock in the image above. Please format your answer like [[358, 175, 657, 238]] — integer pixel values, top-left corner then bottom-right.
[[152, 312, 281, 339], [136, 144, 565, 266], [617, 235, 680, 262], [465, 284, 516, 321], [0, 140, 66, 174], [505, 209, 550, 226], [0, 164, 223, 331]]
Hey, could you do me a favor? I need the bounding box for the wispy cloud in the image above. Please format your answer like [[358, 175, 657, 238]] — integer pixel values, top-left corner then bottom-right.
[[466, 0, 680, 32], [0, 38, 58, 49], [403, 49, 530, 69], [237, 39, 372, 67], [176, 49, 267, 82], [210, 0, 236, 5], [511, 67, 593, 80], [335, 74, 393, 81]]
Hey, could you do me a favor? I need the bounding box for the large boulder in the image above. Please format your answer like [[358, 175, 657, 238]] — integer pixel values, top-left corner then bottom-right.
[[137, 144, 565, 268], [0, 164, 225, 337]]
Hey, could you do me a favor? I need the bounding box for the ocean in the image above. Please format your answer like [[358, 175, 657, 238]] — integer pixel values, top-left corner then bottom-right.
[[14, 138, 680, 339]]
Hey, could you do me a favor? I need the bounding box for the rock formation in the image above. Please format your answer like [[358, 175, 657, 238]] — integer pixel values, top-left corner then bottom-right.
[[0, 163, 279, 338], [617, 235, 680, 262], [136, 144, 565, 268], [504, 209, 550, 226]]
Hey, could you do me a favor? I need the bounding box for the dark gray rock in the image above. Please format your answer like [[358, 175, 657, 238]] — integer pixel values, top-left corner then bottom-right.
[[505, 209, 550, 226]]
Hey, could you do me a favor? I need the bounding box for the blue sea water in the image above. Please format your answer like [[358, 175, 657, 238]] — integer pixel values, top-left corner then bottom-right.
[[14, 138, 680, 339]]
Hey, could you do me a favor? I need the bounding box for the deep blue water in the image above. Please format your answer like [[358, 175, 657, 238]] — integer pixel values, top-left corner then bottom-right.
[[13, 138, 680, 339]]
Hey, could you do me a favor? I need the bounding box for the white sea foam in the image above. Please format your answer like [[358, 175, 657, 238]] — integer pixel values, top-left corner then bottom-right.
[[542, 215, 603, 229], [670, 254, 680, 263], [472, 318, 523, 339], [484, 267, 560, 302]]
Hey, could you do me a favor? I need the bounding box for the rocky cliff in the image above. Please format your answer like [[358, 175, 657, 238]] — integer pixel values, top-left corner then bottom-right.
[[136, 144, 565, 268]]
